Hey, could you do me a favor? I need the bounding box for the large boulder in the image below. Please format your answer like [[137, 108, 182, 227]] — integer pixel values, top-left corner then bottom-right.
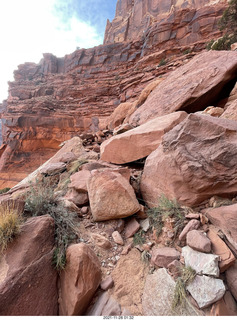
[[100, 111, 187, 164], [142, 268, 201, 316], [129, 51, 237, 126], [205, 204, 237, 255], [59, 243, 101, 316], [141, 114, 237, 207], [0, 215, 58, 315], [87, 170, 140, 221]]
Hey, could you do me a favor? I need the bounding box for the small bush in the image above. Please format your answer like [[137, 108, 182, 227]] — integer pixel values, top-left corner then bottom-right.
[[172, 266, 196, 309], [158, 58, 168, 67], [133, 229, 146, 246], [24, 179, 79, 270], [147, 194, 185, 238], [0, 188, 11, 195], [68, 159, 88, 175], [0, 203, 22, 253]]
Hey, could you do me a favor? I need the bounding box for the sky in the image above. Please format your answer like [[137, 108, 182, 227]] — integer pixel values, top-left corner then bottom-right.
[[0, 0, 117, 102]]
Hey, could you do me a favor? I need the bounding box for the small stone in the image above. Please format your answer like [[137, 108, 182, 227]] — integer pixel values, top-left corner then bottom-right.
[[151, 247, 180, 268], [124, 218, 140, 238], [81, 206, 89, 215], [185, 213, 200, 219], [121, 243, 132, 255], [116, 219, 125, 233], [186, 230, 211, 253], [92, 234, 112, 249], [179, 219, 200, 241], [136, 205, 148, 219], [182, 246, 220, 277], [200, 214, 208, 225], [100, 276, 114, 291], [167, 260, 182, 279], [112, 231, 124, 246], [140, 218, 150, 232], [187, 275, 226, 309]]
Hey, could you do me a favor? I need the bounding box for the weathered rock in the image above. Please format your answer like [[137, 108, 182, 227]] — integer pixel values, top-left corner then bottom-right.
[[86, 292, 121, 316], [140, 218, 150, 232], [124, 218, 140, 238], [64, 188, 89, 207], [100, 111, 187, 164], [186, 230, 211, 253], [81, 206, 89, 215], [130, 51, 237, 126], [59, 243, 101, 316], [105, 102, 135, 130], [58, 152, 77, 163], [202, 106, 224, 117], [112, 231, 124, 245], [87, 170, 140, 221], [187, 275, 226, 309], [205, 204, 237, 254], [141, 114, 237, 207], [91, 234, 112, 249], [182, 246, 220, 277], [0, 215, 58, 315], [142, 268, 201, 316], [100, 276, 114, 291], [179, 219, 200, 241], [167, 260, 183, 279], [151, 247, 180, 268], [68, 170, 91, 192], [116, 219, 125, 233], [39, 162, 66, 175], [185, 213, 200, 219], [226, 261, 237, 301], [210, 291, 237, 316], [207, 228, 235, 273]]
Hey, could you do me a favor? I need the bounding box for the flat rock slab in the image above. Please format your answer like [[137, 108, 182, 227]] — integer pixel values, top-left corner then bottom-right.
[[129, 51, 237, 126], [205, 204, 237, 254], [179, 219, 200, 241], [59, 243, 101, 316], [87, 170, 140, 221], [40, 162, 66, 175], [151, 247, 180, 268], [226, 261, 237, 301], [141, 113, 237, 207], [86, 291, 121, 316], [142, 268, 201, 316], [68, 170, 91, 192], [182, 246, 219, 277], [207, 228, 235, 273], [100, 111, 187, 164], [187, 275, 226, 309], [186, 230, 211, 253], [124, 218, 140, 238]]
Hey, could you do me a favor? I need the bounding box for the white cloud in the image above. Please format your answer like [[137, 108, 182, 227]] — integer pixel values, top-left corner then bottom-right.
[[0, 0, 103, 102]]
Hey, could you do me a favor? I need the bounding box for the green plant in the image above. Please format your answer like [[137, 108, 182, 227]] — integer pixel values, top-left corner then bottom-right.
[[0, 188, 11, 195], [207, 0, 237, 50], [24, 179, 79, 270], [147, 194, 185, 238], [172, 266, 196, 309], [182, 49, 191, 55], [158, 58, 168, 67], [68, 159, 88, 175], [133, 229, 146, 246], [0, 202, 22, 253]]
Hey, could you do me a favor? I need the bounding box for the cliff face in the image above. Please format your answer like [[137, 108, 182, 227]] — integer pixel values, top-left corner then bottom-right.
[[104, 0, 227, 44], [0, 0, 228, 188]]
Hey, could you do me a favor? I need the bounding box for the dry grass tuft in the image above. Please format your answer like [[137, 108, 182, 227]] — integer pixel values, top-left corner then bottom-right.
[[0, 203, 22, 253]]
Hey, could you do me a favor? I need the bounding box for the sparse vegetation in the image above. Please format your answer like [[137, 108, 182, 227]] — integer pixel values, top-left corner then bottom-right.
[[68, 159, 88, 175], [172, 265, 196, 309], [147, 194, 185, 239], [207, 0, 237, 50], [158, 58, 168, 67], [133, 229, 146, 246], [0, 187, 11, 195], [24, 179, 79, 270], [0, 202, 22, 254]]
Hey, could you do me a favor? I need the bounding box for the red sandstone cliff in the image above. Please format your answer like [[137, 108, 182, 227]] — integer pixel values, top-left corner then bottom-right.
[[0, 0, 228, 188]]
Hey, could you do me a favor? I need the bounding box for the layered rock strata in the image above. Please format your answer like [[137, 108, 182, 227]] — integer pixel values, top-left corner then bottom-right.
[[0, 0, 228, 188]]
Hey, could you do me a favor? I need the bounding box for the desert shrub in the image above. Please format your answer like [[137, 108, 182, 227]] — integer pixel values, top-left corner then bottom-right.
[[0, 187, 11, 195], [24, 179, 79, 270], [0, 203, 22, 253], [158, 58, 168, 67], [172, 265, 196, 309], [68, 159, 88, 175], [147, 194, 185, 238], [207, 0, 237, 50], [133, 229, 146, 246]]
